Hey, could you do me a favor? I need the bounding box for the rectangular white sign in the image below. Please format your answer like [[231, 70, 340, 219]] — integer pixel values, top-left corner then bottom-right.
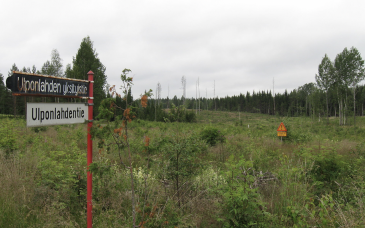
[[27, 103, 88, 127]]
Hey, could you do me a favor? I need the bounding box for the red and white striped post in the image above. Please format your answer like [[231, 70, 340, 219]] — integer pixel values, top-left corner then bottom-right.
[[87, 71, 94, 228]]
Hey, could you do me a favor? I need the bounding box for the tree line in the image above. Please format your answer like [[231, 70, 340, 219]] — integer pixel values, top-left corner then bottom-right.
[[144, 47, 365, 125], [2, 44, 364, 126], [150, 81, 365, 124]]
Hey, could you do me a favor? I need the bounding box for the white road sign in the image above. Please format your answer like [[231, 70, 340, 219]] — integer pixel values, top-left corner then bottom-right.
[[27, 103, 88, 127]]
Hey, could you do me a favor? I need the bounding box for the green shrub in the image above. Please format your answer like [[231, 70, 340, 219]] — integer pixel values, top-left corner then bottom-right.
[[0, 118, 19, 156], [310, 151, 352, 199], [185, 110, 197, 123], [218, 156, 268, 227], [200, 127, 226, 146], [164, 104, 197, 123]]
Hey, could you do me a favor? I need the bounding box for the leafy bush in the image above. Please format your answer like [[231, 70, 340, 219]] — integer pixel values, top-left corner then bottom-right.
[[218, 156, 268, 227], [200, 127, 225, 146], [96, 98, 117, 121], [310, 151, 352, 199], [165, 104, 197, 123], [185, 110, 197, 122]]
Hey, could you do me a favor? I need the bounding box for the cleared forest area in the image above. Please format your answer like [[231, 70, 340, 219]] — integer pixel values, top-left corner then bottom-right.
[[1, 110, 365, 227]]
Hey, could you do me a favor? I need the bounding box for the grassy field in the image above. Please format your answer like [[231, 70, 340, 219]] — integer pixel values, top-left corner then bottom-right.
[[1, 111, 365, 227]]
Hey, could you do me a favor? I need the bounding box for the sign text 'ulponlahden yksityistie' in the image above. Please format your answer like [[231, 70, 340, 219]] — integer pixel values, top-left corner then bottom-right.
[[6, 71, 89, 98]]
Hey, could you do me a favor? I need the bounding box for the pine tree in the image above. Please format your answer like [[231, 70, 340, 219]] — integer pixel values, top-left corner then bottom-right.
[[66, 36, 107, 115], [0, 73, 11, 114]]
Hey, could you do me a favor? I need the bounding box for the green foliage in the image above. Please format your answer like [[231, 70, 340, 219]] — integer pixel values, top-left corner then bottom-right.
[[165, 104, 197, 123], [162, 133, 207, 181], [32, 126, 48, 133], [96, 97, 116, 120], [310, 150, 352, 198], [185, 110, 197, 122], [200, 126, 226, 146], [161, 132, 203, 170], [0, 197, 40, 227], [218, 156, 268, 227], [0, 118, 19, 156], [3, 110, 365, 227], [158, 131, 208, 210], [36, 141, 86, 190]]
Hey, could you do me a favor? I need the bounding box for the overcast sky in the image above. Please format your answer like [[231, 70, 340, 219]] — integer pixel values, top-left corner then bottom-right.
[[1, 0, 365, 99]]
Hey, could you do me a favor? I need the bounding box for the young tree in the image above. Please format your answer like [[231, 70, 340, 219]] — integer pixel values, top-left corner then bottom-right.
[[41, 60, 54, 75], [93, 69, 144, 227], [51, 49, 63, 77], [163, 132, 207, 208], [316, 54, 335, 124], [21, 67, 31, 73], [40, 49, 63, 76], [31, 65, 37, 74]]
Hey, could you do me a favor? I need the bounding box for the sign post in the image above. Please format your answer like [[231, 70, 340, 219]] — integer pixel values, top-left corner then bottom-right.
[[7, 71, 94, 227], [87, 71, 94, 228], [277, 122, 287, 141]]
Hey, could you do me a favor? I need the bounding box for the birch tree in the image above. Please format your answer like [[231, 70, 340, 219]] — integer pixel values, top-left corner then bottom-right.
[[315, 54, 334, 124], [334, 47, 365, 126], [347, 47, 365, 126]]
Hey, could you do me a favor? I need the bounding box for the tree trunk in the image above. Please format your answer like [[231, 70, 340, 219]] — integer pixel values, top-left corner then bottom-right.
[[326, 90, 329, 124], [339, 103, 340, 125], [353, 87, 356, 126]]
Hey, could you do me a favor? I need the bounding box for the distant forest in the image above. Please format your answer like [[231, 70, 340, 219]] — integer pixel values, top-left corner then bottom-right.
[[3, 78, 365, 125], [140, 82, 365, 118], [1, 45, 365, 126]]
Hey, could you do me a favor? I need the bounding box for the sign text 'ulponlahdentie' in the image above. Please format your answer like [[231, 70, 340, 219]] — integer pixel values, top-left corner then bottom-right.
[[26, 103, 88, 127]]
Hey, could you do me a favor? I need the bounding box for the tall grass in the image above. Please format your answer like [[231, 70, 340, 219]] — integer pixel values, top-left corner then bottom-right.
[[1, 113, 365, 227]]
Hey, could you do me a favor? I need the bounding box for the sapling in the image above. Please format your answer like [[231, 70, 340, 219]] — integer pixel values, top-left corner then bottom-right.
[[92, 68, 152, 227]]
